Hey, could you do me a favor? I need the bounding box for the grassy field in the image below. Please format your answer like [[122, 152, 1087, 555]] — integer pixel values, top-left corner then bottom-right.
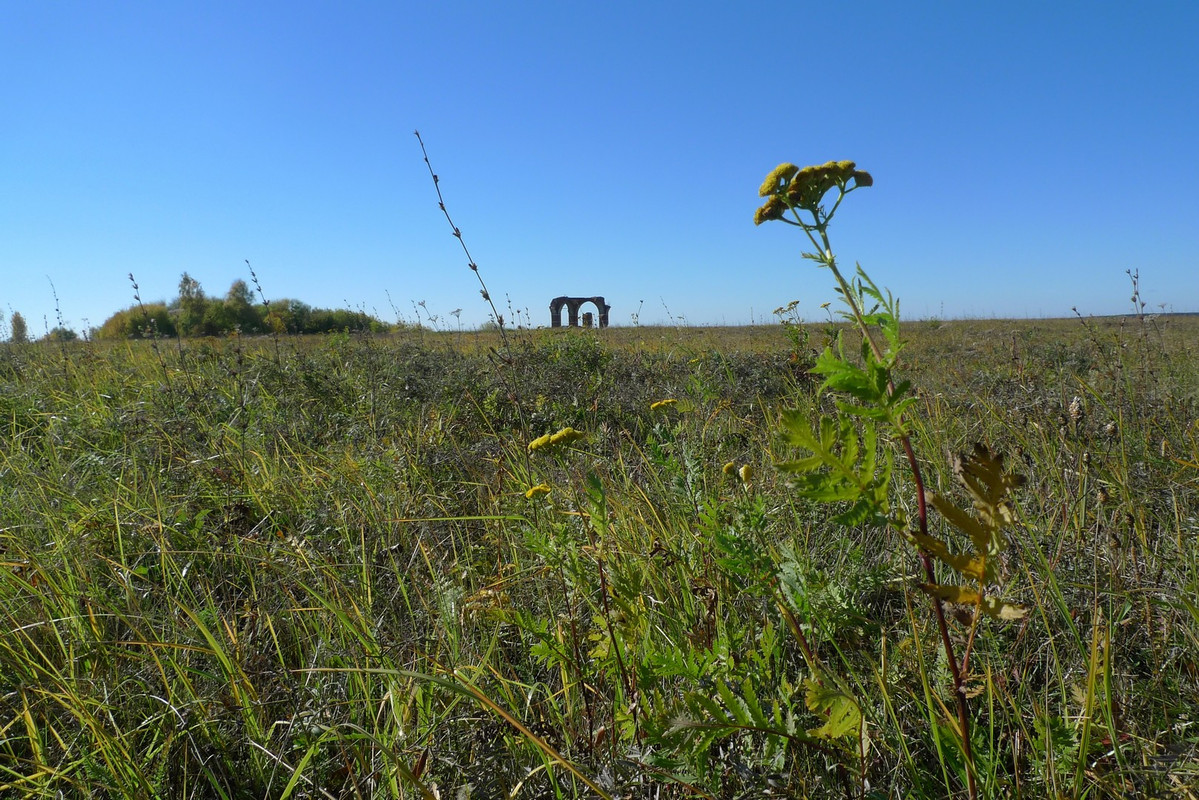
[[1, 315, 1197, 798]]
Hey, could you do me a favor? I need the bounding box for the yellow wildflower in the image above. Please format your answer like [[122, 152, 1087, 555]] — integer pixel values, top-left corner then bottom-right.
[[548, 427, 585, 446], [530, 427, 586, 453], [739, 464, 754, 485], [758, 162, 799, 197], [753, 195, 789, 226], [722, 461, 737, 476]]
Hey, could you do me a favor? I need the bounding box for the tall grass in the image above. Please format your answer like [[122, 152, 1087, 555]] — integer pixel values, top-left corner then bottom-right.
[[1, 311, 1196, 797]]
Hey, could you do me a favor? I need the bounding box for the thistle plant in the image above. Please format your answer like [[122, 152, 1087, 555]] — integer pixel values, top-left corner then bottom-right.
[[756, 161, 1027, 798]]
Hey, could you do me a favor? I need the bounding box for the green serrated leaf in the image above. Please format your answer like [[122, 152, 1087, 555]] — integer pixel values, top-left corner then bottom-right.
[[777, 455, 827, 473], [804, 679, 861, 739], [717, 680, 754, 727], [833, 497, 877, 527], [741, 678, 768, 729], [787, 474, 860, 503]]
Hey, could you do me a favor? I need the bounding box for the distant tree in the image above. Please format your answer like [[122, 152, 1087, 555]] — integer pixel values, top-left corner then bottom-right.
[[199, 302, 234, 337], [44, 327, 79, 342], [263, 298, 310, 334], [176, 272, 208, 335], [224, 279, 263, 333], [9, 312, 28, 343], [94, 304, 177, 339]]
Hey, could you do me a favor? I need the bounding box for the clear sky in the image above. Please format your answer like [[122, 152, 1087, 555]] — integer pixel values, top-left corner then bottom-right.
[[3, 2, 1197, 335]]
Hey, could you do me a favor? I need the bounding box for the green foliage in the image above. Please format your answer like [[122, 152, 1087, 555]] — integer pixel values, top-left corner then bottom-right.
[[9, 311, 28, 343], [93, 273, 391, 338], [43, 326, 79, 342], [778, 411, 891, 526], [95, 302, 179, 339]]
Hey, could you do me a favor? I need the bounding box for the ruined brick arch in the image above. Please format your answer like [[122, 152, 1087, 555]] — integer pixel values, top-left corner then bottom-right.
[[549, 296, 611, 328]]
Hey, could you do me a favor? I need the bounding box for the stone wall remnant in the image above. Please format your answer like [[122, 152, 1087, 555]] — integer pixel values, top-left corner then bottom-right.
[[549, 296, 610, 328]]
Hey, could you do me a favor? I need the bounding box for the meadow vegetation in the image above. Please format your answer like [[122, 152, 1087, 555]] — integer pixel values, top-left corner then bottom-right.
[[1, 311, 1196, 798], [2, 156, 1198, 798]]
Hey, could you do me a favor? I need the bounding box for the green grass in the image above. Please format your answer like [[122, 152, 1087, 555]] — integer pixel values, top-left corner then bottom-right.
[[1, 317, 1197, 798]]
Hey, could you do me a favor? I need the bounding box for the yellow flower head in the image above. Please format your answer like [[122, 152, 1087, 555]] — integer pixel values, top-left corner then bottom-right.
[[758, 163, 799, 197], [738, 464, 754, 485], [549, 427, 585, 446], [722, 461, 738, 476], [756, 160, 872, 220], [529, 427, 586, 453], [650, 399, 678, 411], [525, 483, 551, 499], [753, 195, 790, 226]]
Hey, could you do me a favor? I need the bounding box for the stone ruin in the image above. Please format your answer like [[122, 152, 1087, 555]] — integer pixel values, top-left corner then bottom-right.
[[549, 296, 610, 328]]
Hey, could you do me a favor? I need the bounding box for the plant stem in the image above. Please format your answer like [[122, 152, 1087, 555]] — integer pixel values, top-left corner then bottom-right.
[[799, 202, 979, 799]]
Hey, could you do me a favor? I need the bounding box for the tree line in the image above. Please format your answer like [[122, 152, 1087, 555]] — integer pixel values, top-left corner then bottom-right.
[[91, 273, 391, 339]]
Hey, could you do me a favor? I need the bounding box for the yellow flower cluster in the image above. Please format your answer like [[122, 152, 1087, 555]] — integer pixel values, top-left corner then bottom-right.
[[754, 160, 873, 224], [528, 427, 586, 453], [722, 461, 755, 487]]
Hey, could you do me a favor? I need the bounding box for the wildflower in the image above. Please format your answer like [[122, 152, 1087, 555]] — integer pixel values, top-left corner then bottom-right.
[[758, 163, 800, 197], [738, 464, 754, 485], [753, 195, 789, 226], [529, 427, 586, 453], [525, 483, 551, 499], [755, 160, 873, 223], [650, 399, 678, 411], [549, 427, 585, 446], [722, 461, 737, 476]]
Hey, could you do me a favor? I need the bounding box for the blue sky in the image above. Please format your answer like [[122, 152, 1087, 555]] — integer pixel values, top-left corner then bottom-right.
[[3, 2, 1196, 335]]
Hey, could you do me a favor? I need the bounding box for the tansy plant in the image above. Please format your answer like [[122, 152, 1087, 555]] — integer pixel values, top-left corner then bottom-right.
[[755, 161, 1026, 799]]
